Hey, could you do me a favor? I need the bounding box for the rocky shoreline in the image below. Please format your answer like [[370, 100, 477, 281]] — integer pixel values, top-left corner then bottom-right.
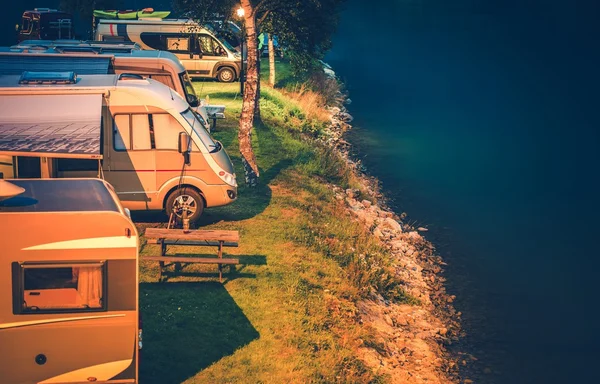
[[320, 86, 463, 383]]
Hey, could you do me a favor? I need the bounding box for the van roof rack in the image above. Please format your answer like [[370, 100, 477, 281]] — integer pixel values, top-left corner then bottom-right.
[[34, 8, 58, 12], [19, 71, 77, 85]]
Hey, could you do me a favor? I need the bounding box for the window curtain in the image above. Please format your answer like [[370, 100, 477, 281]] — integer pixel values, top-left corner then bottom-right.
[[76, 267, 103, 308]]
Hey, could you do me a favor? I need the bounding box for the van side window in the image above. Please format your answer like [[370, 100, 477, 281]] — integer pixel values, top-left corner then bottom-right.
[[167, 36, 189, 53], [148, 74, 176, 89], [140, 33, 165, 50], [152, 113, 186, 150], [198, 35, 226, 56], [132, 114, 152, 150], [113, 114, 152, 151], [113, 114, 130, 150], [14, 262, 106, 314]]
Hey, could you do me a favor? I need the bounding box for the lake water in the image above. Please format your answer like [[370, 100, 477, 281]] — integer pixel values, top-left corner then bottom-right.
[[327, 1, 600, 383]]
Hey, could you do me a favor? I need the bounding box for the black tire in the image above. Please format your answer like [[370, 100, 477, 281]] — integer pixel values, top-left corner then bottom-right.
[[165, 187, 205, 225], [217, 67, 236, 83]]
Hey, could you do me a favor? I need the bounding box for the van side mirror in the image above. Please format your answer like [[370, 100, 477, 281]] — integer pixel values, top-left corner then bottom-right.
[[178, 132, 191, 165]]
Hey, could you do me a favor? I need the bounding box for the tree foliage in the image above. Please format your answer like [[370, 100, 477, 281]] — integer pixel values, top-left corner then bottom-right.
[[260, 0, 344, 77]]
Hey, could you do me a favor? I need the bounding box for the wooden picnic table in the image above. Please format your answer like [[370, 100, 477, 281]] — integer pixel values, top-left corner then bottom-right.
[[143, 228, 240, 282]]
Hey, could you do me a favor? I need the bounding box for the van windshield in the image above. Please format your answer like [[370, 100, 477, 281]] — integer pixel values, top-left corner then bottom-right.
[[181, 108, 219, 152], [219, 38, 235, 52], [179, 72, 199, 107]]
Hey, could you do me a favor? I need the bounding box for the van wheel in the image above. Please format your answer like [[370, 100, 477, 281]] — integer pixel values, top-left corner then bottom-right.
[[217, 67, 235, 83], [166, 188, 204, 224]]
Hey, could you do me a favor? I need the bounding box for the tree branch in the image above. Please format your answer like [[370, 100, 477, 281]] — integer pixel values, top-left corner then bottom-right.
[[257, 10, 271, 27]]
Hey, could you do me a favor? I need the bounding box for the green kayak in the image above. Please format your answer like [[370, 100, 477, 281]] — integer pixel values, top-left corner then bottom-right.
[[93, 8, 171, 19]]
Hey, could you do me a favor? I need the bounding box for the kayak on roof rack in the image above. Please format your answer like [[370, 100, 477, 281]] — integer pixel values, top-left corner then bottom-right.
[[93, 8, 171, 20]]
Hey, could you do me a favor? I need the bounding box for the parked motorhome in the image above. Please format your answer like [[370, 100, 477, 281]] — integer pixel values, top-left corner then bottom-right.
[[95, 18, 242, 82], [5, 40, 227, 129], [17, 8, 73, 42], [0, 178, 139, 383], [0, 72, 237, 223]]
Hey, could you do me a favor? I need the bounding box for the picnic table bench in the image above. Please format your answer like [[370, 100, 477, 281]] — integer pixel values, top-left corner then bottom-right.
[[143, 228, 239, 282]]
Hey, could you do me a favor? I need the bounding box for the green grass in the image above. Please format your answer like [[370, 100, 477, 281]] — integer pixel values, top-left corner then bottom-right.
[[137, 61, 407, 383]]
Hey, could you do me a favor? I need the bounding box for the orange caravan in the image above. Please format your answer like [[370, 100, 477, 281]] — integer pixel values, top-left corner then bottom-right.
[[0, 178, 140, 383]]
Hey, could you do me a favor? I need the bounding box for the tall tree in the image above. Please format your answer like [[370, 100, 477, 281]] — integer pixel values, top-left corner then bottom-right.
[[238, 0, 260, 186], [268, 34, 275, 86]]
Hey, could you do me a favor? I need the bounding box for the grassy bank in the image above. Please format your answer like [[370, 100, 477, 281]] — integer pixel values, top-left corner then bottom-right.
[[137, 60, 411, 383]]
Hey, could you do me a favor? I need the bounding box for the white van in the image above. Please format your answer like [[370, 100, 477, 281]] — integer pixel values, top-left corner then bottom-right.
[[0, 72, 237, 223], [95, 18, 242, 82], [0, 178, 140, 383]]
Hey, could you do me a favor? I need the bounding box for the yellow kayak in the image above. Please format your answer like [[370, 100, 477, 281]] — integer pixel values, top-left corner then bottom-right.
[[93, 8, 171, 19]]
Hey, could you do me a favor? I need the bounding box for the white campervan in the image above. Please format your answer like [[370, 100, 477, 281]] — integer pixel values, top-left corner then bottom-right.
[[0, 72, 237, 223], [95, 18, 242, 82]]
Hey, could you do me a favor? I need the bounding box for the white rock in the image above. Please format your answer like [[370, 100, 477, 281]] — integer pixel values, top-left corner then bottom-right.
[[382, 217, 403, 233]]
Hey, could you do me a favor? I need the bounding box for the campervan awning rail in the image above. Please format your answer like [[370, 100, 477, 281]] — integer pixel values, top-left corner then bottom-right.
[[0, 94, 103, 159]]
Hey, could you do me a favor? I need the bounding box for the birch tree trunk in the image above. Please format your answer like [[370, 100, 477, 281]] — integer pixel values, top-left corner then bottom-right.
[[268, 33, 276, 86], [239, 0, 259, 186], [254, 44, 261, 120]]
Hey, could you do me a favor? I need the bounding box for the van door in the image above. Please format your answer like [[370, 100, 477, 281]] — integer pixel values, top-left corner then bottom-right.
[[197, 34, 229, 77], [152, 112, 210, 191], [106, 113, 157, 209]]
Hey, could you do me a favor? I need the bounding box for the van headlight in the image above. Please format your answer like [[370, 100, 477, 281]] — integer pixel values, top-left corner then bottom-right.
[[218, 171, 237, 187]]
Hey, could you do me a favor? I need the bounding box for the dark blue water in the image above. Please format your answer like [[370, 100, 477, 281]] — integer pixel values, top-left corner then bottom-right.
[[328, 1, 600, 383]]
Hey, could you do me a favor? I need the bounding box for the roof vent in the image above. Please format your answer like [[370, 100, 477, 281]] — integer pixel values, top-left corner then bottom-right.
[[19, 71, 77, 85], [118, 73, 144, 81]]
